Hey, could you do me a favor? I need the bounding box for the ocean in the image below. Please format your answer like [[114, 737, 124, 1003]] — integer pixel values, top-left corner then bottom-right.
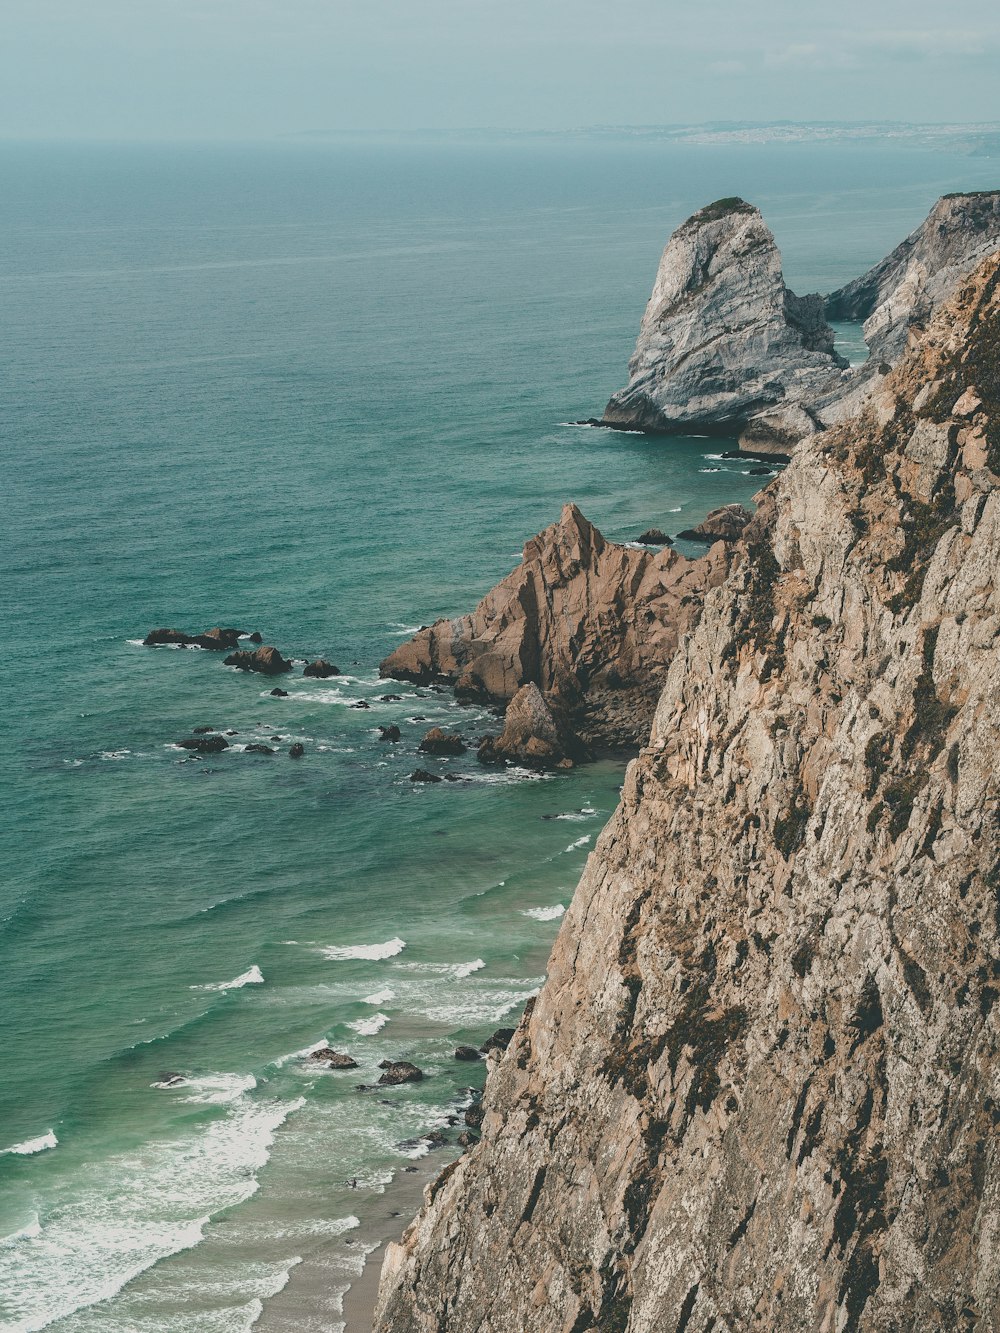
[[2, 136, 996, 1331]]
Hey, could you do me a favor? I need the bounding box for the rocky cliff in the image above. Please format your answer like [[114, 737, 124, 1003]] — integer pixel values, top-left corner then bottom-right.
[[826, 190, 1000, 368], [375, 257, 1000, 1331], [380, 503, 730, 751], [603, 191, 1000, 457], [602, 198, 848, 446]]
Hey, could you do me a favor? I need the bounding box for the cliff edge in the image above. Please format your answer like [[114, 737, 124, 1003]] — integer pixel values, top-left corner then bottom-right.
[[375, 257, 1000, 1331]]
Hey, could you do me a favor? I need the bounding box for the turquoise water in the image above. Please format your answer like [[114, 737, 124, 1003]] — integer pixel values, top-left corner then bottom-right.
[[2, 139, 997, 1331]]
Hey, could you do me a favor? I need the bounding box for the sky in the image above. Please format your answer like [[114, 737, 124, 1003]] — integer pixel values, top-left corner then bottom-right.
[[1, 0, 998, 140]]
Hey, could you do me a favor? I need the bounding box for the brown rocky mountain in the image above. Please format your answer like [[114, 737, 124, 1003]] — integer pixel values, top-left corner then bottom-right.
[[375, 257, 1000, 1331], [380, 502, 730, 752]]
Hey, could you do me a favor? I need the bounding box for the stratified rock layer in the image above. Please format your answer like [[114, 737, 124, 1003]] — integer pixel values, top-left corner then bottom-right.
[[826, 190, 1000, 367], [380, 503, 730, 750], [602, 197, 847, 439], [375, 258, 1000, 1331]]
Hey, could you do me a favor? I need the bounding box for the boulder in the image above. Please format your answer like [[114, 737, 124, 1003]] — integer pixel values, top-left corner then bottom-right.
[[379, 725, 402, 742], [192, 726, 216, 734], [303, 659, 340, 679], [676, 504, 753, 544], [270, 687, 289, 697], [635, 528, 672, 546], [309, 1047, 358, 1070], [222, 645, 293, 675], [244, 744, 275, 755], [464, 1102, 485, 1130], [247, 631, 263, 644], [377, 1061, 424, 1086], [477, 683, 585, 769], [176, 734, 229, 754], [410, 769, 442, 784], [143, 626, 243, 650], [454, 1045, 482, 1062], [419, 728, 466, 756], [288, 743, 305, 759]]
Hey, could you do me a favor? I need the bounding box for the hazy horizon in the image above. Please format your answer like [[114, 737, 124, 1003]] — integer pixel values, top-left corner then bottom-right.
[[2, 0, 999, 142]]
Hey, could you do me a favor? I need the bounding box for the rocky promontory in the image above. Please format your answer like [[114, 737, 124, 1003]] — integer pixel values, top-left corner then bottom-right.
[[602, 190, 1000, 456], [380, 502, 731, 751], [375, 257, 1000, 1330]]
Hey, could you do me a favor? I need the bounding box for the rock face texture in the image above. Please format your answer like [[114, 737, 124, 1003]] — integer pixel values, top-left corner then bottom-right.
[[375, 258, 1000, 1331], [603, 191, 1000, 456], [477, 682, 585, 768], [826, 190, 1000, 369], [602, 197, 847, 442], [380, 503, 730, 750]]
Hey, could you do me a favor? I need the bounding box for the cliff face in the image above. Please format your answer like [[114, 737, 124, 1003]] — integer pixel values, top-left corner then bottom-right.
[[604, 191, 1000, 457], [826, 191, 1000, 368], [602, 198, 847, 442], [375, 259, 1000, 1331], [380, 503, 730, 751]]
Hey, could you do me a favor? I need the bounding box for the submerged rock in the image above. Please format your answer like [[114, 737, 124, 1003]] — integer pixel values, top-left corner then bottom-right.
[[288, 742, 305, 759], [144, 626, 244, 650], [635, 528, 672, 546], [454, 1045, 481, 1062], [223, 645, 293, 676], [270, 687, 289, 697], [309, 1047, 358, 1070], [409, 769, 442, 784], [377, 1061, 424, 1086], [379, 725, 402, 742], [418, 728, 466, 756], [244, 743, 275, 755], [303, 659, 340, 678], [175, 734, 229, 753]]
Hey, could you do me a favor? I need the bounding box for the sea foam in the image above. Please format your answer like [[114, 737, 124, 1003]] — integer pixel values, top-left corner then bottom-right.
[[193, 964, 264, 992], [347, 1012, 388, 1036], [521, 904, 566, 921], [2, 1129, 58, 1156], [321, 937, 406, 962], [0, 1093, 304, 1331]]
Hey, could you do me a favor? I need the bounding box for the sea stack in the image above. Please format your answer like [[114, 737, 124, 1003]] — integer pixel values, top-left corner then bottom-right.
[[375, 257, 1000, 1331], [601, 197, 847, 446]]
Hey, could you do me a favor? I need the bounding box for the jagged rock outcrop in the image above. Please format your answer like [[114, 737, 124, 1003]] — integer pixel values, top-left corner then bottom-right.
[[477, 682, 585, 769], [222, 645, 292, 675], [602, 191, 1000, 457], [144, 626, 245, 650], [303, 658, 340, 678], [826, 190, 1000, 369], [380, 503, 731, 750], [602, 197, 847, 444], [375, 258, 1000, 1331]]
